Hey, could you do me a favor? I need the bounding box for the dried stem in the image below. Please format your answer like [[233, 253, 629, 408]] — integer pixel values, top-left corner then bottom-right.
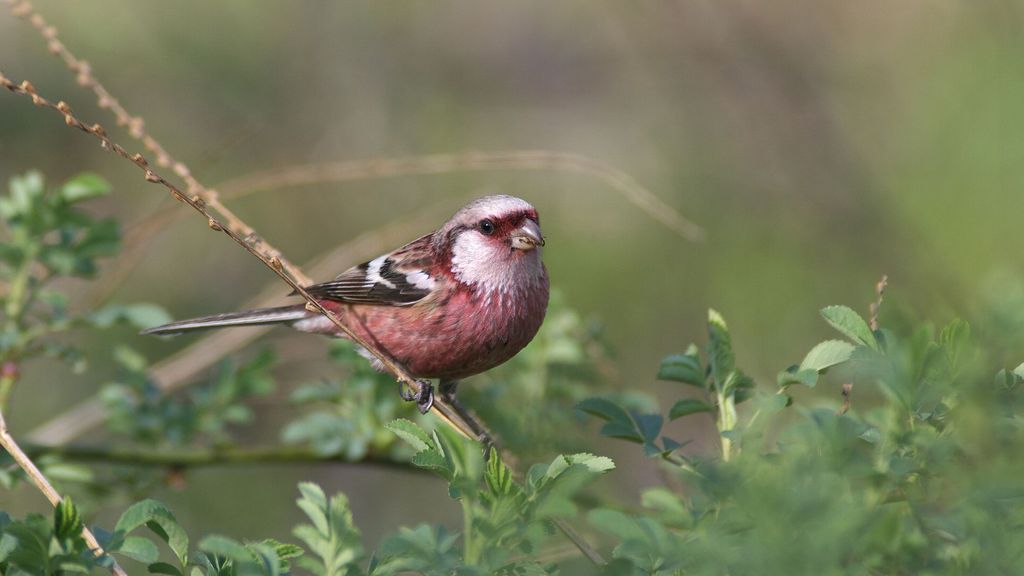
[[0, 410, 128, 576]]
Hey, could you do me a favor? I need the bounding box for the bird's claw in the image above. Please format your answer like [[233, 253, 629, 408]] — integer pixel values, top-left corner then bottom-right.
[[398, 380, 434, 414]]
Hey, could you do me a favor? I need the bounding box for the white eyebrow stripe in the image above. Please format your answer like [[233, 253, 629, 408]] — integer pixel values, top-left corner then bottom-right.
[[405, 270, 436, 290], [366, 256, 396, 289]]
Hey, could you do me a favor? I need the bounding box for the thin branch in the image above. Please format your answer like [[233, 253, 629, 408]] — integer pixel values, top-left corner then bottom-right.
[[213, 151, 704, 241], [4, 0, 312, 287], [0, 410, 128, 576], [23, 443, 426, 473]]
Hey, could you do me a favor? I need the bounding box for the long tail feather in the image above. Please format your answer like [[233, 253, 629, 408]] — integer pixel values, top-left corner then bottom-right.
[[140, 305, 309, 335]]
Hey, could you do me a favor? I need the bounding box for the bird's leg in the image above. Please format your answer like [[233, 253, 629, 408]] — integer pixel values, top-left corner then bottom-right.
[[398, 379, 434, 414], [438, 379, 496, 453]]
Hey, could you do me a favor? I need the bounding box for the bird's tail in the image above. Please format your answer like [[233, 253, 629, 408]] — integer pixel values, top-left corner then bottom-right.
[[140, 305, 310, 335]]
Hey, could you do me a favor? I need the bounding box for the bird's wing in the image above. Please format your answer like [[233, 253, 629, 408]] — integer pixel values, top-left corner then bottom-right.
[[302, 234, 438, 306]]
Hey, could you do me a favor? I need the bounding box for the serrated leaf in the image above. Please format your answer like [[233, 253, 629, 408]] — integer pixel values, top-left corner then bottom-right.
[[54, 497, 83, 541], [563, 453, 615, 473], [821, 305, 878, 349], [385, 419, 432, 453], [411, 450, 452, 478], [668, 398, 714, 420], [657, 352, 704, 388], [60, 173, 111, 203], [485, 449, 517, 496], [799, 340, 855, 374]]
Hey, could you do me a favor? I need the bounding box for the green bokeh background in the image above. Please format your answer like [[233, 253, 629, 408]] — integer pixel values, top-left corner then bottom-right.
[[1, 0, 1021, 563]]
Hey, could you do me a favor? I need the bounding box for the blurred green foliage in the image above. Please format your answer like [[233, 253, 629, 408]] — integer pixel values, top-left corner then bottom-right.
[[3, 3, 1024, 571]]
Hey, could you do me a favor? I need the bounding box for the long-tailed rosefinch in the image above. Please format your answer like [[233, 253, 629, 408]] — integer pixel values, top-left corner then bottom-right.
[[143, 195, 549, 412]]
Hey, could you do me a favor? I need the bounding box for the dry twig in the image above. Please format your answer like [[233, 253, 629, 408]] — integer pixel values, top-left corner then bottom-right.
[[4, 0, 313, 287]]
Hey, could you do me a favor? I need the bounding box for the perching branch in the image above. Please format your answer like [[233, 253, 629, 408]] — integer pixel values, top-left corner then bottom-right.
[[0, 409, 128, 576]]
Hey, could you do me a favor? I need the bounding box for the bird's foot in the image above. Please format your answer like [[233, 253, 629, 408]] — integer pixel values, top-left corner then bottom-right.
[[398, 379, 434, 414]]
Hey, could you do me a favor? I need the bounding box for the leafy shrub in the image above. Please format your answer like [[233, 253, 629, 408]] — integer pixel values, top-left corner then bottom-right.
[[3, 171, 1023, 575]]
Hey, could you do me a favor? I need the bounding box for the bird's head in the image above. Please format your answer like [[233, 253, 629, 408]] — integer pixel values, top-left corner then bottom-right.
[[437, 195, 547, 292]]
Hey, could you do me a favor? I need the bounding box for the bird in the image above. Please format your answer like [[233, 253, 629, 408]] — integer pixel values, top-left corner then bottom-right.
[[142, 195, 550, 413]]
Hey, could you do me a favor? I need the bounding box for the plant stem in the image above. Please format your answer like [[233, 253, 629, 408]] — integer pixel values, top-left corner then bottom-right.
[[717, 390, 737, 462], [0, 410, 128, 576], [24, 443, 423, 472]]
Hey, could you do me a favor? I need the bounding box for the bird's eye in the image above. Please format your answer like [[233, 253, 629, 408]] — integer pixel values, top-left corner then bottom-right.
[[478, 219, 495, 235]]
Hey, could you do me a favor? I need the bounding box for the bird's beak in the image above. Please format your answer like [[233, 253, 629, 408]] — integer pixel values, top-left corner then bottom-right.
[[510, 219, 545, 251]]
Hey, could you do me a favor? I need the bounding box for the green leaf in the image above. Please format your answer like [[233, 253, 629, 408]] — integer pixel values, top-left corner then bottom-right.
[[577, 398, 643, 442], [385, 419, 432, 453], [821, 305, 878, 350], [576, 397, 631, 424], [115, 500, 188, 567], [410, 450, 452, 478], [147, 562, 183, 576], [778, 366, 819, 388], [799, 340, 855, 373], [117, 536, 160, 563], [292, 483, 363, 576], [657, 348, 704, 388], [54, 497, 83, 541], [60, 173, 111, 203], [198, 535, 251, 562], [668, 398, 714, 420], [707, 309, 735, 393], [563, 453, 615, 473], [485, 449, 518, 496]]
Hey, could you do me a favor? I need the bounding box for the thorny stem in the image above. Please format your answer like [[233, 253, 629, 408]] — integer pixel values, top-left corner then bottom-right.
[[0, 409, 128, 576], [0, 71, 606, 565]]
